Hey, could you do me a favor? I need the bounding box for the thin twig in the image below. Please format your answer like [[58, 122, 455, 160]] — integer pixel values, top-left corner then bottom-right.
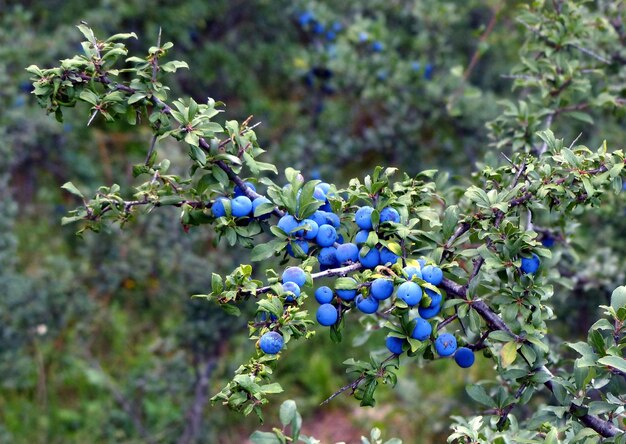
[[144, 134, 158, 165], [569, 43, 611, 64], [255, 263, 363, 295]]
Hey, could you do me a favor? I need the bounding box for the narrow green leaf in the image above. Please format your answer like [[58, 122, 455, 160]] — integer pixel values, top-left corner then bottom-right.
[[466, 385, 497, 408], [61, 182, 84, 198]]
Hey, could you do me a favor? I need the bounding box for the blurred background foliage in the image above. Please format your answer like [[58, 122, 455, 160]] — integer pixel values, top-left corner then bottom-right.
[[1, 1, 625, 442]]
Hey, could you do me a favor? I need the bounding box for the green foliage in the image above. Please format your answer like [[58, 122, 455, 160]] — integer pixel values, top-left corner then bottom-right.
[[4, 0, 626, 442]]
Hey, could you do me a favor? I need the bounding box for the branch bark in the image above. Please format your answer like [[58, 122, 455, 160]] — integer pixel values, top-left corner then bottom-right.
[[177, 356, 217, 444]]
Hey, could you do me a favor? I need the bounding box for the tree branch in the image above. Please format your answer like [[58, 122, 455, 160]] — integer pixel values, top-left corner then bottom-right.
[[177, 355, 217, 444], [255, 262, 363, 296], [74, 71, 285, 218]]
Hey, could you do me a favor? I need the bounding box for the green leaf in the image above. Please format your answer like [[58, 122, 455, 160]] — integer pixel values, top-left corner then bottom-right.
[[544, 427, 560, 444], [250, 241, 279, 262], [359, 378, 378, 407], [500, 342, 517, 367], [221, 304, 241, 317], [442, 205, 459, 241], [561, 148, 580, 167], [335, 277, 358, 290], [249, 431, 281, 444], [260, 383, 283, 394], [597, 356, 626, 374], [105, 32, 138, 42], [466, 385, 497, 408], [567, 111, 593, 125], [61, 182, 84, 198], [76, 24, 97, 45], [79, 89, 99, 106], [488, 331, 514, 342], [128, 92, 147, 105], [211, 273, 223, 294], [279, 400, 297, 426], [610, 286, 626, 311]]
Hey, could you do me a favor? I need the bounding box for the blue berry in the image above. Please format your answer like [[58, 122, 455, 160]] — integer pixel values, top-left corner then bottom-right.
[[259, 331, 284, 354], [309, 210, 328, 228], [317, 304, 338, 326], [354, 206, 374, 230], [403, 266, 422, 280], [418, 303, 441, 319], [316, 224, 337, 247], [379, 247, 399, 265], [301, 219, 319, 240], [231, 196, 253, 218], [379, 207, 400, 223], [234, 181, 256, 198], [454, 347, 475, 368], [315, 286, 334, 304], [282, 282, 301, 302], [396, 281, 422, 307], [359, 247, 380, 269], [356, 295, 379, 314], [386, 336, 405, 355], [336, 243, 359, 264], [370, 278, 394, 301], [435, 333, 457, 357], [521, 254, 541, 274], [211, 197, 228, 218], [277, 214, 299, 236], [336, 278, 357, 301], [411, 318, 432, 341], [323, 211, 341, 228], [422, 265, 443, 286], [354, 229, 370, 245], [282, 267, 307, 287], [318, 246, 338, 267]]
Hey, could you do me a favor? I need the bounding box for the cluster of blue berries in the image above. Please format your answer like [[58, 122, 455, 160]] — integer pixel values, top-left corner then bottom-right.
[[297, 11, 343, 42], [258, 266, 308, 354], [273, 183, 343, 259], [256, 196, 474, 368], [211, 181, 271, 220]]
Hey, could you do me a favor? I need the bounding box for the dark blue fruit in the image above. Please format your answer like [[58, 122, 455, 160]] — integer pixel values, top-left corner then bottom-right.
[[318, 246, 338, 266], [520, 254, 541, 274], [370, 278, 394, 300], [354, 206, 374, 230], [316, 304, 338, 326], [421, 265, 443, 286], [379, 207, 400, 223], [355, 295, 379, 314], [259, 331, 284, 354], [386, 336, 405, 355], [316, 224, 337, 247], [282, 267, 307, 287], [315, 286, 334, 304], [396, 281, 422, 306], [454, 347, 475, 368], [411, 318, 432, 341], [336, 278, 357, 301], [418, 303, 441, 319], [435, 333, 457, 357], [359, 247, 380, 269], [336, 243, 359, 264]]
